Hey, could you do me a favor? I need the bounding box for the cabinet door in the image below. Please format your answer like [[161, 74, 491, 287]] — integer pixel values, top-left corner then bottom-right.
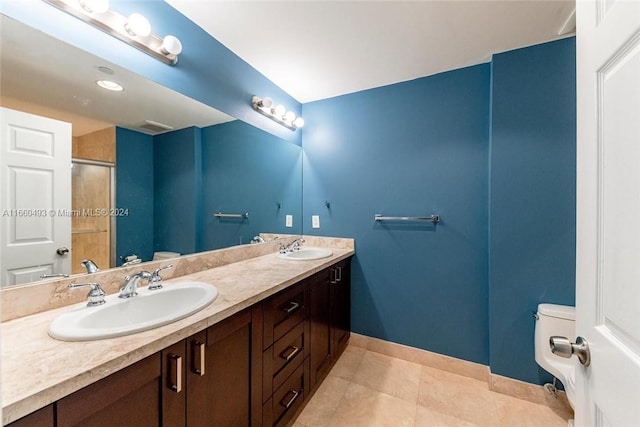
[[202, 308, 253, 426], [331, 259, 351, 356], [162, 340, 187, 427], [56, 354, 161, 427], [309, 268, 332, 390], [7, 405, 54, 427]]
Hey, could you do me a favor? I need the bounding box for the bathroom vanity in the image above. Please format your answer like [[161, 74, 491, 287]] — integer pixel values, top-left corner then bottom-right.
[[2, 242, 353, 427]]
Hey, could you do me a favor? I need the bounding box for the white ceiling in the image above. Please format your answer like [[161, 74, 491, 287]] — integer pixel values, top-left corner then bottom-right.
[[167, 0, 576, 103], [0, 15, 234, 137]]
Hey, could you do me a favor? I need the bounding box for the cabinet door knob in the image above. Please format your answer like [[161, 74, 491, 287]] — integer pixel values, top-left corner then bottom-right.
[[168, 354, 183, 393]]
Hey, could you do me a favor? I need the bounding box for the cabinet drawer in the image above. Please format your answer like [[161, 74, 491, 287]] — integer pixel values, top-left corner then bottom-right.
[[263, 280, 308, 349], [266, 360, 307, 427], [263, 320, 309, 399]]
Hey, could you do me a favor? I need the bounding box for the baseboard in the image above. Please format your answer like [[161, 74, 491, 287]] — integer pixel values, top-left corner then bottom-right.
[[489, 372, 573, 413], [349, 333, 488, 382]]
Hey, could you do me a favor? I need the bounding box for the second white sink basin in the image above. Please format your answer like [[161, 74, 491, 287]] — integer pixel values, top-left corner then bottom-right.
[[49, 281, 218, 341], [276, 247, 333, 261]]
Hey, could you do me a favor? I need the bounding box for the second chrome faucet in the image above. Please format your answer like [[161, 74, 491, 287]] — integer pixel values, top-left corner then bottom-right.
[[119, 264, 174, 298]]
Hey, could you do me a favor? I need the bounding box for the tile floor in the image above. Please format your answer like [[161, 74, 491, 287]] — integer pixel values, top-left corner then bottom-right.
[[293, 346, 573, 427]]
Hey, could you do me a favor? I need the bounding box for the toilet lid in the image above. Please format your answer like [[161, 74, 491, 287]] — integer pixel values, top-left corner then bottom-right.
[[538, 303, 576, 320]]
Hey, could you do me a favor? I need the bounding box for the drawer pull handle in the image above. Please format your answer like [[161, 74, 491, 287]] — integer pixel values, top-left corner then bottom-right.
[[192, 340, 205, 376], [336, 266, 343, 282], [169, 354, 182, 393], [280, 389, 300, 409], [279, 345, 301, 361], [283, 301, 300, 314]]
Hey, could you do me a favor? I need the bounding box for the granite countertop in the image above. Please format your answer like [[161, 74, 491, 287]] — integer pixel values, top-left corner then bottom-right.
[[0, 248, 354, 425]]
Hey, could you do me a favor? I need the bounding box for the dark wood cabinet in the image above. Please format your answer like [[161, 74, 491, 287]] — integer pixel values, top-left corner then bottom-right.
[[6, 405, 54, 427], [309, 258, 352, 391], [202, 308, 253, 426], [8, 257, 351, 427], [170, 308, 256, 427], [309, 268, 333, 390], [331, 259, 351, 356], [162, 340, 187, 427], [56, 354, 161, 427]]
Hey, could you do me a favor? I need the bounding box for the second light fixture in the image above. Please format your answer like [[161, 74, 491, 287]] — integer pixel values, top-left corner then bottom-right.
[[251, 96, 304, 131]]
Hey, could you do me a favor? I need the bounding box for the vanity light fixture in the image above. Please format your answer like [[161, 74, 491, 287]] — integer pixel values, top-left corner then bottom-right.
[[43, 0, 183, 65], [251, 96, 304, 131]]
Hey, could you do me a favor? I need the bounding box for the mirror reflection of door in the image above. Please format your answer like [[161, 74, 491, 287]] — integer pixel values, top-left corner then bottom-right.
[[0, 107, 71, 286]]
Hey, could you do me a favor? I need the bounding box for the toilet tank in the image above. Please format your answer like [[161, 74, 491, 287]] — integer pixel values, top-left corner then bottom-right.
[[534, 304, 576, 378]]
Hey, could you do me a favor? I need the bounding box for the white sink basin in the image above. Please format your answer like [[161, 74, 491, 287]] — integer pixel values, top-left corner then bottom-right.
[[276, 247, 333, 261], [49, 281, 218, 341]]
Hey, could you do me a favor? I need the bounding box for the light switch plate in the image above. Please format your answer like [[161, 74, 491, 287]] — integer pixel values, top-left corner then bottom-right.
[[312, 215, 320, 229], [285, 215, 293, 227]]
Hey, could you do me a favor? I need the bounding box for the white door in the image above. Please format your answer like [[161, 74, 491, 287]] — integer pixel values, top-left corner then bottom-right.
[[0, 107, 71, 286], [575, 0, 640, 425]]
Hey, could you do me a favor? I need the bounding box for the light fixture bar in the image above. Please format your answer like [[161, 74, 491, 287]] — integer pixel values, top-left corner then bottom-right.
[[43, 0, 181, 65], [251, 96, 304, 131]]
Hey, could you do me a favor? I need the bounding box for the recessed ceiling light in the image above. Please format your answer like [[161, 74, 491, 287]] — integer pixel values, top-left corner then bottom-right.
[[96, 80, 124, 91]]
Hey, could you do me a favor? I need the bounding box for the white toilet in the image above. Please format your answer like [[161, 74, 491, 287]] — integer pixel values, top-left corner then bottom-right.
[[534, 303, 576, 408]]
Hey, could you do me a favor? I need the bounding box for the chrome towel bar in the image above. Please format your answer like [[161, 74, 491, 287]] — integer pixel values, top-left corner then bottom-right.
[[374, 214, 440, 223], [213, 212, 249, 219]]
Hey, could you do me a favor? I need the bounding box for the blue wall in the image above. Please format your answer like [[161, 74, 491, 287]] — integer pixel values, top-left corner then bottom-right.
[[2, 0, 302, 144], [201, 121, 302, 249], [302, 65, 491, 364], [301, 39, 576, 383], [115, 127, 154, 263], [153, 127, 202, 255], [489, 38, 576, 384]]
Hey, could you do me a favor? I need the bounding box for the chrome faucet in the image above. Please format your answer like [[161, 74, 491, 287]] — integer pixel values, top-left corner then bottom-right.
[[119, 271, 151, 299], [81, 259, 100, 274], [251, 235, 265, 244], [285, 237, 305, 252]]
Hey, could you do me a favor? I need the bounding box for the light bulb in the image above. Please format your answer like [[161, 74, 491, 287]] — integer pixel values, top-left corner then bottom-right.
[[293, 117, 305, 128], [162, 35, 183, 55], [78, 0, 109, 13], [261, 97, 273, 108], [125, 13, 151, 37], [274, 105, 286, 117], [284, 111, 296, 123]]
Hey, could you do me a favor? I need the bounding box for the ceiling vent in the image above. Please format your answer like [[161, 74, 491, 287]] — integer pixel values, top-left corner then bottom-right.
[[138, 120, 175, 134]]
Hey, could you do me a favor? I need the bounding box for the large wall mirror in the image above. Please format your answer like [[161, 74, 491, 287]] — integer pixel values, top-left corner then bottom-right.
[[0, 15, 302, 287]]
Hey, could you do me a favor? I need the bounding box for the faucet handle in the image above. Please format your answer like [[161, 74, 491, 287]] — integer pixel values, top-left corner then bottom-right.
[[69, 282, 106, 307], [149, 264, 173, 290]]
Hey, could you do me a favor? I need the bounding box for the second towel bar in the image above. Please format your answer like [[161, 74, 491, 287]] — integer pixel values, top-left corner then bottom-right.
[[374, 214, 440, 223], [214, 212, 249, 219]]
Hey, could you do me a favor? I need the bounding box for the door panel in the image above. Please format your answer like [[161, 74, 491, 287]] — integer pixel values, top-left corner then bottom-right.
[[576, 1, 640, 425]]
